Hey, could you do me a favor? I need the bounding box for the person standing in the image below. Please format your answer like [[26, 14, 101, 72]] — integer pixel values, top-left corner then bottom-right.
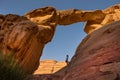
[[65, 54, 69, 65]]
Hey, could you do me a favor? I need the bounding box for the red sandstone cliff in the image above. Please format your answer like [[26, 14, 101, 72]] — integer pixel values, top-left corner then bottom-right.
[[63, 20, 120, 80]]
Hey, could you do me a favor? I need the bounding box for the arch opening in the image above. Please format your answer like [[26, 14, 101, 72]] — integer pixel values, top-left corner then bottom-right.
[[41, 22, 86, 62]]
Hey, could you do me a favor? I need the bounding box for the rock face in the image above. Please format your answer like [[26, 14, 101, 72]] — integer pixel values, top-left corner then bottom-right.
[[0, 13, 58, 74], [0, 7, 57, 74], [34, 60, 66, 74], [84, 4, 120, 34], [24, 4, 119, 74], [27, 21, 120, 80], [0, 14, 46, 74], [0, 4, 119, 75], [25, 4, 120, 79], [63, 20, 120, 80], [24, 7, 57, 44], [26, 74, 63, 80]]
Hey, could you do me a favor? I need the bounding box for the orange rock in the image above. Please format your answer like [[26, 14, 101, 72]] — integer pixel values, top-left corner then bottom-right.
[[34, 60, 67, 74], [0, 13, 57, 74], [25, 4, 120, 34], [0, 4, 120, 76], [27, 20, 120, 80], [84, 4, 120, 34]]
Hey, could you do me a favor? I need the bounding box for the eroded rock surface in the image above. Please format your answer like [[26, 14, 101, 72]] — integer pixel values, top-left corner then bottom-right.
[[25, 4, 120, 34], [84, 4, 120, 34], [34, 60, 66, 74], [63, 20, 120, 80], [26, 20, 120, 80], [24, 7, 57, 44], [0, 14, 56, 74], [0, 4, 120, 76], [24, 7, 105, 34], [24, 4, 120, 79], [26, 74, 62, 80]]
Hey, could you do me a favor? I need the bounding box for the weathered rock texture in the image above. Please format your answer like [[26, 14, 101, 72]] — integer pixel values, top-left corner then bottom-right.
[[0, 7, 57, 74], [34, 60, 66, 74], [0, 4, 120, 76], [84, 4, 120, 34], [0, 14, 47, 74], [25, 7, 105, 34], [25, 4, 120, 34], [63, 20, 120, 80], [24, 7, 57, 44], [26, 74, 63, 80], [24, 4, 120, 74], [27, 21, 120, 80]]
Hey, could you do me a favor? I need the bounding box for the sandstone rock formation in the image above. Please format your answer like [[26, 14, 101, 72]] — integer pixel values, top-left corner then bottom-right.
[[24, 7, 105, 34], [25, 4, 120, 34], [24, 7, 57, 44], [0, 4, 119, 76], [34, 60, 66, 74], [63, 20, 120, 80], [26, 4, 120, 79], [0, 14, 45, 74], [27, 20, 120, 80], [25, 4, 120, 74], [84, 4, 120, 34]]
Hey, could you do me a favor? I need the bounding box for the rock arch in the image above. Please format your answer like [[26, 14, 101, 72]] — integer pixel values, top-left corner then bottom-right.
[[0, 4, 120, 74]]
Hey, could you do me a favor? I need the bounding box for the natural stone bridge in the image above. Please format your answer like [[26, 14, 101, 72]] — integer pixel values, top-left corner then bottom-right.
[[0, 4, 120, 80]]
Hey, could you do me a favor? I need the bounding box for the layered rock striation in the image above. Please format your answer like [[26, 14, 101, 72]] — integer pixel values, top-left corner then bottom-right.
[[34, 60, 66, 74]]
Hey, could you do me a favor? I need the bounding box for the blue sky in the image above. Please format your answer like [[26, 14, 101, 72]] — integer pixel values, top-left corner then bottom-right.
[[0, 0, 119, 61]]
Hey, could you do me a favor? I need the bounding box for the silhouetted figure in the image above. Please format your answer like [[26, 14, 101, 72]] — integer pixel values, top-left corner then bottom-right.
[[65, 54, 69, 65]]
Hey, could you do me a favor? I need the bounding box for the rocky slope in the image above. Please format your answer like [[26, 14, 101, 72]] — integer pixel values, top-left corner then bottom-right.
[[28, 20, 120, 80], [34, 60, 66, 74], [63, 20, 120, 80]]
